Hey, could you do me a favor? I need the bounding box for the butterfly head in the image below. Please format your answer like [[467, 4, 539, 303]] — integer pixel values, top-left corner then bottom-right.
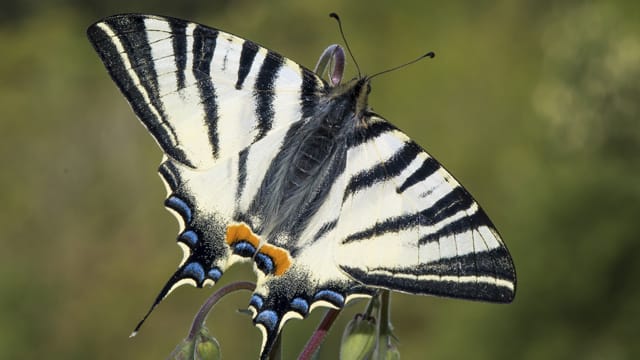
[[350, 76, 372, 117], [328, 76, 372, 121]]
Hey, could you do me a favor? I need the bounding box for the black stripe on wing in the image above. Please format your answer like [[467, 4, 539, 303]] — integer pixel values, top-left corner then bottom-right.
[[300, 69, 324, 119], [236, 148, 249, 201], [158, 161, 183, 191], [341, 247, 515, 303], [103, 16, 164, 122], [396, 156, 440, 193], [169, 20, 188, 90], [192, 25, 220, 159], [254, 51, 284, 142], [347, 116, 397, 148], [312, 219, 339, 242], [343, 141, 423, 200], [342, 187, 482, 244], [87, 15, 192, 167], [236, 41, 259, 89], [418, 205, 493, 244]]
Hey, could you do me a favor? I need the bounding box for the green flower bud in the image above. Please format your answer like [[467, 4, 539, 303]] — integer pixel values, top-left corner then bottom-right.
[[168, 338, 195, 360], [168, 326, 221, 360], [339, 314, 377, 360], [194, 327, 221, 360]]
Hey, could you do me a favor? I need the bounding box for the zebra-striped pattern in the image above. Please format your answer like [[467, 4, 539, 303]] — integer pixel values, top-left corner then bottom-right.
[[88, 14, 325, 169], [88, 14, 516, 360]]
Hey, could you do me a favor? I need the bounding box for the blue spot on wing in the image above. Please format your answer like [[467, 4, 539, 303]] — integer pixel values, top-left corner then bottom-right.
[[179, 230, 198, 247], [255, 253, 274, 274], [182, 262, 205, 283], [290, 297, 309, 315], [250, 294, 264, 310], [233, 241, 256, 257], [165, 196, 192, 223], [313, 289, 345, 307], [255, 310, 279, 331], [207, 268, 222, 281]]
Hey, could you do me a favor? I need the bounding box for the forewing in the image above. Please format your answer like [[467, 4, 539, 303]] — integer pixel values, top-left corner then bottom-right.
[[334, 115, 516, 303], [87, 14, 326, 169]]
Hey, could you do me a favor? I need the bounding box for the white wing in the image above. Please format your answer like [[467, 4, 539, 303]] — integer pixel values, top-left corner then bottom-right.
[[330, 115, 516, 303], [87, 14, 325, 169]]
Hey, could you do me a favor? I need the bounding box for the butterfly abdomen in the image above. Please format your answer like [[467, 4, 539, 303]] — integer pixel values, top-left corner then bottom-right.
[[248, 112, 349, 240], [248, 79, 375, 244], [288, 119, 341, 186]]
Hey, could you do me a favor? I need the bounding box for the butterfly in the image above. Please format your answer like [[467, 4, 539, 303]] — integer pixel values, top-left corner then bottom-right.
[[87, 14, 516, 359]]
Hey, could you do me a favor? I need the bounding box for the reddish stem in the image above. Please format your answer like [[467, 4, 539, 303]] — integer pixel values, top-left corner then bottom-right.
[[297, 308, 342, 360]]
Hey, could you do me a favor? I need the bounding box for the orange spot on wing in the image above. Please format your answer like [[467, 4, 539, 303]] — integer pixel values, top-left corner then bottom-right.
[[259, 244, 292, 276], [225, 223, 292, 276], [225, 223, 260, 248]]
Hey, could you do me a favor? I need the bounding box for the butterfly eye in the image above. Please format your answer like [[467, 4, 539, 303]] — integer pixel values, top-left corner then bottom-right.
[[366, 83, 372, 94]]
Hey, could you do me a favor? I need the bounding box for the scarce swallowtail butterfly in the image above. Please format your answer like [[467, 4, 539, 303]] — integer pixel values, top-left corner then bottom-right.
[[87, 14, 516, 359]]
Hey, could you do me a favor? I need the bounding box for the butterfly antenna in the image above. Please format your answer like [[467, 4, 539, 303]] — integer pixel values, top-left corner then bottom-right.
[[369, 51, 435, 79], [329, 13, 361, 78]]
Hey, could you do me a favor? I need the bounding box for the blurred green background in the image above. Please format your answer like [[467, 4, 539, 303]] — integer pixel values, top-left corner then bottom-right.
[[1, 0, 639, 359]]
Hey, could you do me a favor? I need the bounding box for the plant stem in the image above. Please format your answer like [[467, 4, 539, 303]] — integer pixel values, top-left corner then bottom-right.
[[297, 308, 341, 360], [364, 292, 380, 319], [379, 290, 392, 335], [187, 281, 256, 340]]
